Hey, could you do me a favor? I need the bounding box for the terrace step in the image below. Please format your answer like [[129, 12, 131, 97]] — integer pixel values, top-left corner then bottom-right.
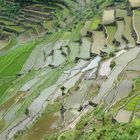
[[0, 16, 31, 33], [0, 25, 25, 34], [20, 12, 46, 20], [18, 16, 42, 24], [0, 15, 19, 25], [0, 30, 11, 41], [0, 30, 12, 36], [15, 17, 25, 22], [0, 19, 17, 26], [25, 5, 52, 13], [22, 9, 52, 18]]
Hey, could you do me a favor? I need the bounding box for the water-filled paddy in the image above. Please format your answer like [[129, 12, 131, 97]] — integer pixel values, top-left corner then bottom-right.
[[115, 9, 127, 18], [64, 81, 91, 109], [129, 0, 140, 8], [15, 112, 60, 140], [115, 21, 126, 48], [133, 10, 140, 43], [127, 53, 140, 71], [93, 65, 123, 104], [0, 92, 26, 114], [115, 109, 132, 123], [105, 25, 117, 49], [79, 37, 90, 59], [93, 48, 140, 104], [102, 10, 115, 25], [51, 49, 66, 67], [68, 42, 80, 61], [123, 16, 135, 47], [91, 31, 106, 54]]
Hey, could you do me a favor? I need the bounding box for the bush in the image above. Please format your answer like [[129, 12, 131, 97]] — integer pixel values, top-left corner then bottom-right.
[[109, 51, 115, 57], [110, 61, 116, 69]]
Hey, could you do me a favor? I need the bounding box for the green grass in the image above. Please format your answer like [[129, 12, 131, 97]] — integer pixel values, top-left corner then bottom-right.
[[71, 23, 83, 41], [125, 94, 140, 111], [0, 41, 37, 77], [133, 119, 140, 127], [6, 25, 25, 33], [1, 31, 62, 78], [85, 123, 140, 140], [124, 78, 140, 111], [89, 16, 101, 31], [0, 70, 36, 106], [43, 20, 53, 31], [135, 10, 140, 15], [0, 78, 15, 98], [58, 130, 75, 140], [0, 39, 38, 104], [61, 32, 71, 40], [4, 35, 17, 49], [0, 30, 63, 104], [0, 18, 17, 26], [0, 38, 42, 100]]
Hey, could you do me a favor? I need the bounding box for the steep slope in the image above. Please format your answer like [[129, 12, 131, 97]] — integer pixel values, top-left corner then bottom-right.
[[0, 0, 139, 140]]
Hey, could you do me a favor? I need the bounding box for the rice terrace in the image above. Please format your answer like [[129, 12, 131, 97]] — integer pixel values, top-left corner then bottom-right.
[[0, 0, 140, 140]]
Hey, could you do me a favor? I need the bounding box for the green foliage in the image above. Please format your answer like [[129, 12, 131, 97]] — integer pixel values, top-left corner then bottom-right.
[[71, 23, 83, 41], [59, 130, 75, 140], [110, 61, 116, 69], [125, 77, 140, 111], [0, 77, 15, 98], [0, 41, 36, 77], [89, 16, 101, 31], [74, 111, 139, 140], [133, 119, 140, 127], [125, 95, 140, 111], [0, 0, 20, 17], [0, 40, 38, 98], [109, 51, 115, 57], [90, 123, 139, 140]]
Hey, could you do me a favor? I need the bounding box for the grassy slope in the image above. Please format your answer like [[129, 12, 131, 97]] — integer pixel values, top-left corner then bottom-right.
[[0, 0, 133, 139], [0, 39, 41, 99]]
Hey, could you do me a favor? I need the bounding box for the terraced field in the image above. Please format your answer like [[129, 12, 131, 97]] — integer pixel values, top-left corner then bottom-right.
[[133, 10, 140, 44], [0, 0, 140, 140]]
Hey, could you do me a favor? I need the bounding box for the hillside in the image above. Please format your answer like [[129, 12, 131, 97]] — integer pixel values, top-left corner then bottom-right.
[[0, 0, 140, 140]]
